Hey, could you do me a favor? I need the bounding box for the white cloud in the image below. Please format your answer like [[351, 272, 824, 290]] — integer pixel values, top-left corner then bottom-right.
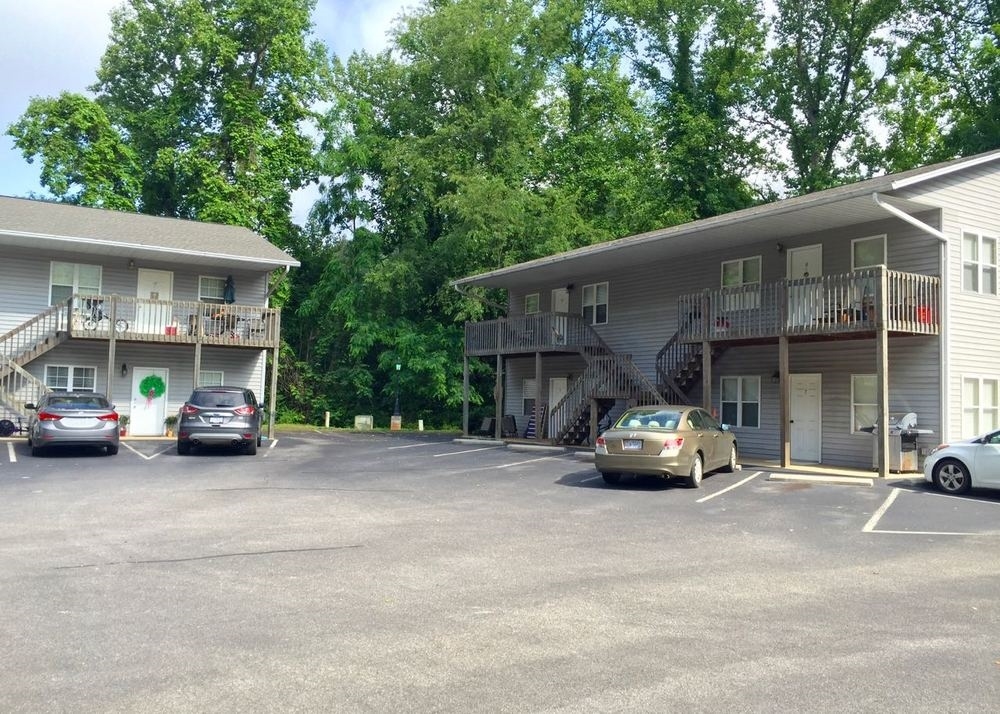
[[0, 0, 412, 224]]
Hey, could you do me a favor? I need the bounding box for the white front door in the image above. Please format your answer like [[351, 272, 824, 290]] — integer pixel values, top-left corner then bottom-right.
[[135, 268, 174, 333], [548, 376, 568, 437], [130, 367, 169, 436], [551, 288, 570, 344], [786, 244, 823, 327], [790, 373, 822, 462]]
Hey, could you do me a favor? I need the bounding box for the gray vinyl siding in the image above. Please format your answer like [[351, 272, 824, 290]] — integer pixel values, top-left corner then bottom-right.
[[24, 342, 267, 421], [897, 166, 1000, 441]]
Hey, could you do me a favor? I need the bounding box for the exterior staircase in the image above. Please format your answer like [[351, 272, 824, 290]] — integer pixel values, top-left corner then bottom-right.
[[0, 303, 65, 421], [654, 330, 728, 404]]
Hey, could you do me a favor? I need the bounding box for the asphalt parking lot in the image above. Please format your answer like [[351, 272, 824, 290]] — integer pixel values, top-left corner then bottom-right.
[[1, 431, 999, 713]]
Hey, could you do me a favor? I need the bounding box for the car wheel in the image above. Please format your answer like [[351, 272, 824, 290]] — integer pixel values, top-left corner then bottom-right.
[[601, 472, 621, 485], [722, 444, 737, 473], [687, 454, 703, 488], [933, 459, 972, 494], [106, 444, 119, 456], [245, 439, 257, 456], [177, 440, 191, 455]]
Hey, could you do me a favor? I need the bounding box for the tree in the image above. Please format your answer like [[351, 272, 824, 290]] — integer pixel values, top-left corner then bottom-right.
[[757, 0, 905, 193]]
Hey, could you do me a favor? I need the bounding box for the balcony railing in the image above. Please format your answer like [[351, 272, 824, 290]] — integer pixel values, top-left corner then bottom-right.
[[69, 294, 280, 348], [677, 268, 940, 342], [465, 313, 606, 356]]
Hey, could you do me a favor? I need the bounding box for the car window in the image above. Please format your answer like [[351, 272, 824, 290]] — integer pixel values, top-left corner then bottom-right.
[[987, 432, 1000, 445], [701, 410, 722, 430], [190, 390, 244, 408], [47, 395, 110, 410], [686, 409, 705, 430]]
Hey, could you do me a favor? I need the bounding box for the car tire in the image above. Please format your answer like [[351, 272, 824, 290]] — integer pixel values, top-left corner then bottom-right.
[[245, 439, 257, 456], [722, 444, 737, 473], [601, 472, 621, 485], [177, 440, 191, 455], [686, 454, 703, 488], [932, 458, 972, 494], [106, 444, 119, 456]]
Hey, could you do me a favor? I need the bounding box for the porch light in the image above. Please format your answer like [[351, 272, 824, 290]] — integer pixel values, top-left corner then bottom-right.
[[121, 363, 128, 378], [771, 370, 780, 384]]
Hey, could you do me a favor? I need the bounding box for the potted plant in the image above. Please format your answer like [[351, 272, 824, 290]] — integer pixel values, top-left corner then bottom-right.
[[118, 414, 130, 437], [164, 414, 178, 437]]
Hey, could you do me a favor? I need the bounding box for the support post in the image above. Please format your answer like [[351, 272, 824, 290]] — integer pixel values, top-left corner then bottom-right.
[[876, 266, 890, 478], [779, 335, 790, 467], [106, 296, 118, 397], [701, 340, 712, 411], [494, 354, 503, 439], [534, 351, 542, 438], [267, 310, 281, 440], [462, 354, 470, 436]]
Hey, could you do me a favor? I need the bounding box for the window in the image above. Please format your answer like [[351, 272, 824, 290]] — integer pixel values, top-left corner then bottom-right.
[[851, 375, 877, 433], [45, 365, 97, 392], [720, 376, 760, 428], [963, 377, 999, 435], [522, 379, 536, 416], [524, 293, 540, 314], [582, 282, 608, 325], [199, 370, 224, 387], [851, 235, 886, 270], [50, 262, 101, 305], [962, 231, 998, 295], [199, 276, 227, 304], [721, 256, 761, 309]]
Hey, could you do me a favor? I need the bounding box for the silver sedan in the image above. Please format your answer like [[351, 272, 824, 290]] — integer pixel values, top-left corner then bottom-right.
[[25, 392, 120, 456]]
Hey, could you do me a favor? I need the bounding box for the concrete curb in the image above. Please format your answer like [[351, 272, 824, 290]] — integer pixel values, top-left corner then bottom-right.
[[766, 473, 875, 487]]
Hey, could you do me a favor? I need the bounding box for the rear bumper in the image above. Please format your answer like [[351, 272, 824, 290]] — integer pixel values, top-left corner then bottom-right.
[[594, 453, 685, 477], [180, 429, 255, 445]]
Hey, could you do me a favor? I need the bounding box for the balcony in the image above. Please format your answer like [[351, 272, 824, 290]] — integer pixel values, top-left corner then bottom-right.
[[68, 294, 280, 349], [677, 268, 940, 343], [464, 313, 606, 356]]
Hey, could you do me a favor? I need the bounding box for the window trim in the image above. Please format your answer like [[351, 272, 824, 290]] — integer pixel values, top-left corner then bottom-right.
[[719, 375, 760, 429], [961, 229, 998, 296], [851, 374, 878, 434], [851, 234, 887, 271], [44, 364, 98, 393], [49, 261, 102, 306], [581, 281, 609, 325], [199, 275, 228, 304], [524, 293, 540, 315], [720, 256, 762, 310], [522, 378, 537, 416], [962, 375, 1000, 436], [198, 370, 225, 387]]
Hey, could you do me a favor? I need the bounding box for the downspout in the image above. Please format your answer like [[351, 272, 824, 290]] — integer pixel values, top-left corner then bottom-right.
[[871, 192, 949, 444]]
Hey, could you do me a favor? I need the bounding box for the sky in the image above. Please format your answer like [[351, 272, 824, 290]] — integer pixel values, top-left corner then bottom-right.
[[0, 0, 411, 223]]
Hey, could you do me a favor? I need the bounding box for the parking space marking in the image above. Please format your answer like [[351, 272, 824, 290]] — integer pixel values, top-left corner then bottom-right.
[[386, 442, 437, 450], [434, 446, 503, 458], [696, 471, 761, 503], [264, 438, 279, 457], [7, 442, 15, 463], [863, 487, 982, 536]]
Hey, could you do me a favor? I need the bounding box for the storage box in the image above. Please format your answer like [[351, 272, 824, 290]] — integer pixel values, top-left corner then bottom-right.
[[165, 325, 178, 335], [916, 306, 932, 324]]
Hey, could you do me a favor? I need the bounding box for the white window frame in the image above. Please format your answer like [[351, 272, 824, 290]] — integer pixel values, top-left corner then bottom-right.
[[962, 376, 1000, 436], [720, 256, 761, 310], [199, 276, 227, 304], [719, 376, 760, 428], [49, 261, 102, 306], [199, 370, 225, 387], [582, 282, 608, 325], [851, 374, 878, 434], [44, 365, 97, 392], [851, 234, 886, 270], [522, 378, 536, 416], [524, 293, 540, 315], [962, 229, 998, 296]]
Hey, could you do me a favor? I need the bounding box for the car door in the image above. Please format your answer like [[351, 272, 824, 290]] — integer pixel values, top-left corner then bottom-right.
[[699, 409, 728, 469], [685, 409, 715, 467], [973, 431, 1000, 487]]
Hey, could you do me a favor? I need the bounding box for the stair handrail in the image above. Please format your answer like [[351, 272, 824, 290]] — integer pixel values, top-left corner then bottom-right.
[[0, 300, 70, 364], [0, 355, 52, 423]]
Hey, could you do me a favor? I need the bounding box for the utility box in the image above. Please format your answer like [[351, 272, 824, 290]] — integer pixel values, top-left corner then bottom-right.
[[354, 415, 373, 430]]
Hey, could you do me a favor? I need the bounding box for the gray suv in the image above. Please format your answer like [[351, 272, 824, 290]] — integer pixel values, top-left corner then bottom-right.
[[177, 386, 262, 455]]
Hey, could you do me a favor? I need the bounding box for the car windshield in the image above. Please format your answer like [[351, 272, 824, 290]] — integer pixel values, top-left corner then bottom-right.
[[190, 391, 244, 408], [616, 409, 681, 430], [45, 395, 110, 410]]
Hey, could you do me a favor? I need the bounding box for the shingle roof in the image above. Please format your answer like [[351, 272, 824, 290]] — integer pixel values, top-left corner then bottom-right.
[[0, 196, 300, 269]]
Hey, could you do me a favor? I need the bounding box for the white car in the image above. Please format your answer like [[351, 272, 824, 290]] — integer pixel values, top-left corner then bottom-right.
[[923, 430, 1000, 494]]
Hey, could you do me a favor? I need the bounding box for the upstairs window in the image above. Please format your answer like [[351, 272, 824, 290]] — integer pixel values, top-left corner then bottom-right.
[[963, 231, 998, 295], [721, 256, 761, 309], [524, 293, 540, 314], [50, 262, 101, 305], [199, 276, 227, 304], [582, 282, 608, 325], [851, 235, 886, 270]]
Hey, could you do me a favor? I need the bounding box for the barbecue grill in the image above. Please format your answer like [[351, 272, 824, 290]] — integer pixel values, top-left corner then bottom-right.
[[862, 412, 934, 472]]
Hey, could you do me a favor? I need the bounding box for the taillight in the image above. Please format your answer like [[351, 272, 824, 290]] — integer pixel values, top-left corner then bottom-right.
[[595, 435, 608, 455], [659, 436, 684, 456], [233, 406, 255, 416], [180, 404, 199, 415], [37, 411, 61, 421], [596, 436, 606, 447], [97, 412, 119, 422]]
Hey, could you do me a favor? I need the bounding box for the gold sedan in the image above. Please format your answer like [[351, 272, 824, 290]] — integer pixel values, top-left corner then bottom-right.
[[594, 405, 737, 487]]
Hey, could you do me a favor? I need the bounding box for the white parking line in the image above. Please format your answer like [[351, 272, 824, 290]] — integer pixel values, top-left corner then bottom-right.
[[264, 438, 278, 457], [863, 485, 987, 536], [386, 442, 436, 450], [434, 446, 503, 458], [696, 471, 761, 503], [862, 487, 900, 532], [7, 442, 15, 463]]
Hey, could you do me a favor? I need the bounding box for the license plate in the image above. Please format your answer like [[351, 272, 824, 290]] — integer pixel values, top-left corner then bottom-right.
[[209, 417, 224, 424], [623, 439, 643, 450]]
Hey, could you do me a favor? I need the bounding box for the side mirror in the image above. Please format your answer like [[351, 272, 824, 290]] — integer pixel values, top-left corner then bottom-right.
[[720, 424, 731, 432], [25, 403, 36, 411]]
